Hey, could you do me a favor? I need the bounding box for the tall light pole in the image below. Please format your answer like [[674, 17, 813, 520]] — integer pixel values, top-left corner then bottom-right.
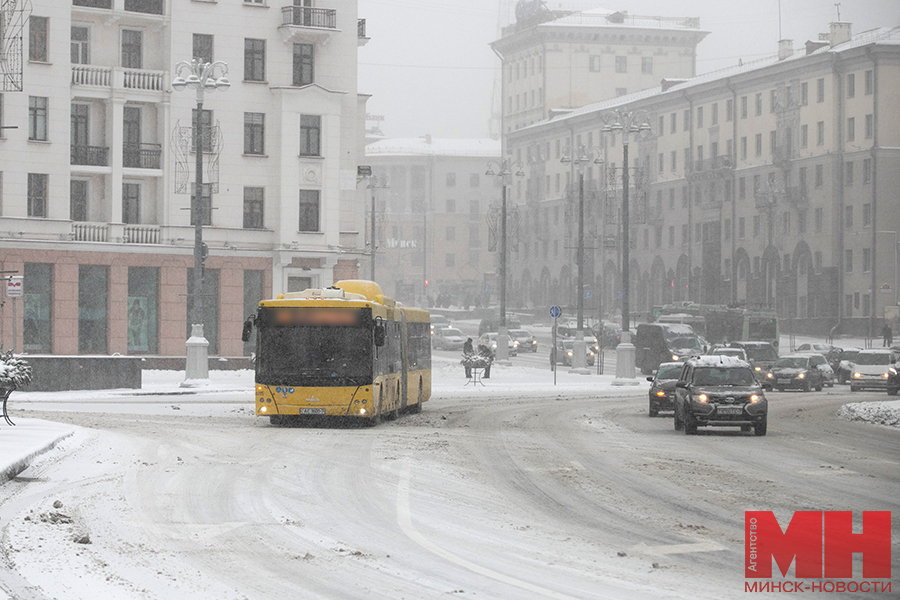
[[172, 59, 229, 385], [602, 108, 651, 382], [366, 175, 389, 282], [561, 145, 603, 373], [486, 159, 525, 363]]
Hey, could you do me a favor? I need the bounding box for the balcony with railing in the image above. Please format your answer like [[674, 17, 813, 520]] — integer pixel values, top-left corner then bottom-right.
[[279, 6, 340, 44], [71, 145, 109, 167], [686, 155, 734, 181], [123, 143, 162, 170], [72, 66, 166, 95], [72, 222, 109, 243], [124, 225, 160, 244], [358, 18, 369, 46]]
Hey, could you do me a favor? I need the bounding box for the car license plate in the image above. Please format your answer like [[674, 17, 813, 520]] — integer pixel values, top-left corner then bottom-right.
[[717, 406, 743, 415], [778, 378, 792, 384], [299, 408, 326, 415]]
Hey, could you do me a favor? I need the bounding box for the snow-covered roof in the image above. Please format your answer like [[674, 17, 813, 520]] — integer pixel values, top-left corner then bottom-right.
[[547, 8, 703, 32], [366, 138, 501, 158], [687, 355, 751, 368], [523, 25, 900, 132]]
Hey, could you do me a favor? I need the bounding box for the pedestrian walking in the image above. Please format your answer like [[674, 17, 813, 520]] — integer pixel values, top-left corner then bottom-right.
[[463, 337, 474, 378], [882, 324, 893, 347]]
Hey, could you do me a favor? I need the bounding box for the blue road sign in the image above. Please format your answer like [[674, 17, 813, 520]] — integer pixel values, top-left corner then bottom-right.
[[549, 305, 561, 318], [584, 290, 592, 299]]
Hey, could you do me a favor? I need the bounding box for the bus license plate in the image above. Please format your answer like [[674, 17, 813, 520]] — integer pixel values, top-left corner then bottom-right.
[[717, 406, 743, 415], [299, 408, 326, 415]]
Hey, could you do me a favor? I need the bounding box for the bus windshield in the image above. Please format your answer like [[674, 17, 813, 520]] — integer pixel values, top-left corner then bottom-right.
[[257, 326, 372, 386], [748, 318, 777, 341], [744, 345, 777, 361]]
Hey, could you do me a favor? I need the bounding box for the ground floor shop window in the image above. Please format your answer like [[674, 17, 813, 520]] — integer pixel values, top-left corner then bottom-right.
[[128, 267, 158, 353], [23, 263, 52, 353], [186, 268, 219, 354], [79, 264, 109, 354]]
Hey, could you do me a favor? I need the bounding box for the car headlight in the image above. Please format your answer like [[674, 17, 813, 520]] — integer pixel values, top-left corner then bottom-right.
[[798, 372, 806, 379], [656, 390, 666, 397], [532, 340, 537, 345], [766, 372, 774, 379], [754, 366, 762, 372], [567, 351, 573, 357], [696, 393, 708, 403], [883, 372, 890, 379], [750, 394, 760, 402], [854, 372, 862, 378], [514, 340, 519, 346], [672, 354, 679, 361]]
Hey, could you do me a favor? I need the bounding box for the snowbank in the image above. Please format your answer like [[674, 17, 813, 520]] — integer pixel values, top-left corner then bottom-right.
[[838, 400, 900, 428]]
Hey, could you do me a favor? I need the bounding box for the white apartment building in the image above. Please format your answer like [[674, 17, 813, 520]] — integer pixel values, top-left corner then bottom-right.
[[0, 0, 370, 356], [505, 23, 900, 336]]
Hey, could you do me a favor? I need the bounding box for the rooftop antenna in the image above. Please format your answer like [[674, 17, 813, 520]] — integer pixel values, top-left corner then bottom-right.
[[834, 2, 841, 21]]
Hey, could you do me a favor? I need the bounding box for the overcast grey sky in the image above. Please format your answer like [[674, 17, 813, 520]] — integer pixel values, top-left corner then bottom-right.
[[357, 0, 900, 140]]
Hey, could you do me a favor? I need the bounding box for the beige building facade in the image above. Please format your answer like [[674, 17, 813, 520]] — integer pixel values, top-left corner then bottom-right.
[[0, 0, 370, 356], [365, 137, 501, 308], [505, 23, 900, 335]]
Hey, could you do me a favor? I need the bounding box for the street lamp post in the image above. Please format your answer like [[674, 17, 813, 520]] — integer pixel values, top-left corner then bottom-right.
[[602, 109, 651, 382], [486, 159, 525, 364], [172, 59, 230, 386], [561, 146, 603, 373], [366, 175, 389, 282]]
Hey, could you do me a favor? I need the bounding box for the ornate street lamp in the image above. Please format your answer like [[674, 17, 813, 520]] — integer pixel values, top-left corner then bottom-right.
[[172, 59, 229, 385], [366, 175, 389, 282], [601, 108, 651, 381], [561, 145, 603, 373], [485, 159, 525, 363]]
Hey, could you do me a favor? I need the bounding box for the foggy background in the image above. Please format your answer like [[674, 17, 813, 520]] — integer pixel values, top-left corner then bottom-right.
[[358, 0, 900, 139]]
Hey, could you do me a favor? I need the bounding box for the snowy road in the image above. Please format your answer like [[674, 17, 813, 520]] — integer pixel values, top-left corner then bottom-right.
[[1, 386, 898, 599]]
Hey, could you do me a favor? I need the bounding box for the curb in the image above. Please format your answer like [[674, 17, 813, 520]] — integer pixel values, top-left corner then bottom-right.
[[0, 427, 75, 485]]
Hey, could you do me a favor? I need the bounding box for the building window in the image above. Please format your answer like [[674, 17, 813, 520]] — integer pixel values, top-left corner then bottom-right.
[[816, 121, 824, 146], [641, 56, 652, 74], [445, 198, 455, 213], [798, 210, 807, 234], [770, 89, 777, 113], [864, 70, 873, 95], [755, 133, 762, 157], [726, 98, 733, 122], [670, 112, 676, 133], [863, 248, 872, 273], [658, 115, 664, 135], [469, 173, 480, 188], [862, 202, 871, 227], [753, 215, 760, 238], [770, 130, 776, 154], [782, 212, 791, 235], [863, 158, 872, 184], [445, 226, 455, 242], [740, 96, 747, 119], [845, 205, 854, 229], [446, 172, 456, 187], [193, 33, 213, 63], [697, 106, 704, 129], [845, 249, 853, 273], [70, 179, 88, 221], [847, 73, 855, 98], [71, 25, 90, 64], [121, 29, 143, 68], [23, 263, 52, 353], [29, 16, 48, 62], [122, 182, 141, 224], [799, 167, 808, 197], [615, 56, 627, 73], [589, 55, 601, 72], [815, 208, 823, 232], [127, 267, 158, 354], [445, 253, 455, 267], [299, 115, 321, 156], [28, 96, 48, 141], [469, 199, 479, 218], [865, 114, 873, 139], [740, 136, 747, 160], [244, 38, 266, 81], [298, 189, 319, 231], [847, 116, 855, 142], [469, 223, 480, 248], [670, 151, 676, 172], [800, 81, 808, 105], [845, 161, 854, 186], [191, 108, 213, 152], [79, 265, 109, 355], [739, 177, 746, 200], [293, 43, 314, 86], [683, 109, 690, 131], [243, 187, 264, 229], [27, 173, 47, 217], [755, 93, 762, 116], [243, 112, 265, 155], [815, 164, 823, 187], [817, 78, 825, 102], [800, 124, 808, 148]]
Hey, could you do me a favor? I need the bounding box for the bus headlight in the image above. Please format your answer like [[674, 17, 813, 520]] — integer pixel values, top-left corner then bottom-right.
[[360, 408, 367, 415], [261, 406, 267, 413]]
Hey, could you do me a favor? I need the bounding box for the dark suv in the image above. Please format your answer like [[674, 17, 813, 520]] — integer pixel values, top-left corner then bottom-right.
[[674, 356, 768, 436]]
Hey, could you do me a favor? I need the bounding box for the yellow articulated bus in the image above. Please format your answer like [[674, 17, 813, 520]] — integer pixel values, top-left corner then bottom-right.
[[241, 280, 431, 425]]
